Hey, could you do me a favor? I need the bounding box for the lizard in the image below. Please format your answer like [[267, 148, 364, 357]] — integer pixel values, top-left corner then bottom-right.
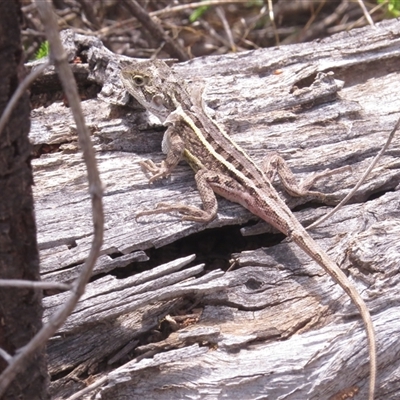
[[120, 59, 376, 400]]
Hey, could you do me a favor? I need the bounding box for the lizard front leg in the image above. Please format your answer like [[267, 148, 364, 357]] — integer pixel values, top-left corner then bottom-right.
[[140, 125, 185, 182], [137, 168, 257, 223], [137, 169, 219, 222], [262, 152, 350, 201]]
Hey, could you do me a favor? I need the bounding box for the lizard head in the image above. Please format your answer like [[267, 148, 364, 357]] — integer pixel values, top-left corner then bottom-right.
[[120, 59, 181, 122]]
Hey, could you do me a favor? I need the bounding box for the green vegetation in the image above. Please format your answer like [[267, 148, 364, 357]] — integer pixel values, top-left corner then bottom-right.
[[378, 0, 400, 17], [35, 41, 49, 60], [189, 4, 208, 23]]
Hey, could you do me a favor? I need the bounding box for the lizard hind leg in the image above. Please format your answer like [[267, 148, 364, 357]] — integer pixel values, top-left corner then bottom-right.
[[262, 152, 350, 201], [136, 169, 219, 223]]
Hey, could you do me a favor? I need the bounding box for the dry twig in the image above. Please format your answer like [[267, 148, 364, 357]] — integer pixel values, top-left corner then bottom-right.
[[121, 0, 189, 61], [0, 0, 104, 395], [308, 114, 400, 230], [356, 0, 375, 26], [0, 279, 71, 291], [0, 61, 49, 137]]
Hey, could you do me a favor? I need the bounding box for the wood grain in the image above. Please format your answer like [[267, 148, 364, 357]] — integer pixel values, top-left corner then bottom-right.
[[30, 20, 400, 399]]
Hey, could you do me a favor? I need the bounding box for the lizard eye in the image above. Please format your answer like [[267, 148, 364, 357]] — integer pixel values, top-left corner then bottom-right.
[[132, 75, 147, 86]]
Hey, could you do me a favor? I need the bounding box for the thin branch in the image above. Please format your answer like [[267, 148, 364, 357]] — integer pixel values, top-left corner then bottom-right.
[[0, 279, 71, 291], [267, 0, 279, 45], [67, 376, 108, 400], [94, 1, 256, 40], [299, 0, 349, 43], [0, 61, 49, 137], [121, 0, 189, 61], [0, 0, 104, 396], [344, 0, 384, 32], [216, 6, 236, 52], [151, 0, 246, 18], [0, 348, 12, 364], [356, 0, 375, 27], [75, 0, 101, 30], [199, 19, 232, 49], [307, 113, 400, 230], [302, 0, 326, 33]]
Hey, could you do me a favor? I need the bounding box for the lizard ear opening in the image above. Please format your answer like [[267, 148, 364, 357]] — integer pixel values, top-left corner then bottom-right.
[[132, 75, 148, 86]]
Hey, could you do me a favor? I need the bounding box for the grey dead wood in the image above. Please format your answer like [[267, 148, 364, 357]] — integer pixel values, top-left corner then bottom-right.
[[30, 20, 400, 399]]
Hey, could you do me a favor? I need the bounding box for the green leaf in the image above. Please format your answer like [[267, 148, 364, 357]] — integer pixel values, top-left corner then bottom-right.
[[189, 5, 209, 22], [35, 41, 50, 60], [378, 0, 400, 17]]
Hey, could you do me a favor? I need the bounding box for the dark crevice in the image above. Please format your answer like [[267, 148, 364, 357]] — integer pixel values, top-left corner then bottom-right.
[[112, 223, 284, 280], [108, 251, 124, 259], [292, 73, 318, 90], [67, 240, 78, 249], [31, 143, 62, 158], [108, 186, 397, 281], [327, 56, 400, 88], [366, 188, 395, 202], [29, 64, 102, 109], [50, 366, 75, 382]]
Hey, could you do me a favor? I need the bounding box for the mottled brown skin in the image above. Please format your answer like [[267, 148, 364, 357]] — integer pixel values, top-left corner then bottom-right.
[[121, 60, 376, 400]]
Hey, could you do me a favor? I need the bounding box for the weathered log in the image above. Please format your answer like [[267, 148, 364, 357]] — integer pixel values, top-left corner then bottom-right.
[[30, 19, 400, 399]]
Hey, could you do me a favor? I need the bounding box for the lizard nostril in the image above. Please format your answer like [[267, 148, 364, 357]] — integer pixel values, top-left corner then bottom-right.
[[152, 94, 165, 107]]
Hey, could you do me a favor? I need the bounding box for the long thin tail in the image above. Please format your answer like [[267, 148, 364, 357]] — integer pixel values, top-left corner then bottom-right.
[[291, 227, 376, 400]]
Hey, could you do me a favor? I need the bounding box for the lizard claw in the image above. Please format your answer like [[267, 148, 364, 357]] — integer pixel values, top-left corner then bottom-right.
[[139, 159, 171, 182]]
